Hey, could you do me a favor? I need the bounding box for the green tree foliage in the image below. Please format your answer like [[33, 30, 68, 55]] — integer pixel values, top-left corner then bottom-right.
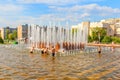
[[6, 29, 10, 40], [8, 33, 14, 40], [6, 30, 17, 41], [12, 30, 17, 40], [88, 35, 93, 42], [90, 27, 107, 42], [0, 32, 1, 37], [111, 37, 120, 44], [72, 28, 77, 35], [0, 37, 4, 44], [88, 27, 120, 44], [102, 36, 112, 43]]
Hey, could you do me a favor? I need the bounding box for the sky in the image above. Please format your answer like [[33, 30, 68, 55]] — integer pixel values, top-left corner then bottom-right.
[[0, 0, 120, 27]]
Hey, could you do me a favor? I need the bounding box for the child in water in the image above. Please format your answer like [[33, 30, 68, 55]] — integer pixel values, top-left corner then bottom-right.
[[30, 46, 34, 53], [41, 48, 44, 54], [44, 47, 49, 55], [98, 46, 101, 54], [51, 46, 55, 57], [111, 42, 115, 52]]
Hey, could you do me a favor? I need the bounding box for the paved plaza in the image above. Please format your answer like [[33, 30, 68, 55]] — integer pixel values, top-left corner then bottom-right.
[[0, 45, 120, 80]]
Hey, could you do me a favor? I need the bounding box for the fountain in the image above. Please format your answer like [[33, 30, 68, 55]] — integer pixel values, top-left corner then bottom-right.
[[27, 22, 89, 55]]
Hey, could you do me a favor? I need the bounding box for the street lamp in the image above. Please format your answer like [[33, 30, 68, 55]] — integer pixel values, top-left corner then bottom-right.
[[98, 32, 100, 43]]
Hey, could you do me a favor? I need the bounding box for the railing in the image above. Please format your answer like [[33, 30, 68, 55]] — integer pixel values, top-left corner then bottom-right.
[[84, 46, 111, 53]]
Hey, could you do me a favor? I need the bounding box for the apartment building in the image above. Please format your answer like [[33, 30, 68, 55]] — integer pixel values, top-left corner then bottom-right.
[[17, 24, 28, 41], [90, 18, 120, 37], [0, 27, 17, 39]]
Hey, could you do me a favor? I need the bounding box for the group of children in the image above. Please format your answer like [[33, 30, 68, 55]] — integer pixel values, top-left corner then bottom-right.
[[30, 42, 116, 57], [30, 46, 56, 57]]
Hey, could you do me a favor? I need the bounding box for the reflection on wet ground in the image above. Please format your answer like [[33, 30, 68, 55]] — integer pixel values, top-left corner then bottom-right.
[[0, 46, 120, 80]]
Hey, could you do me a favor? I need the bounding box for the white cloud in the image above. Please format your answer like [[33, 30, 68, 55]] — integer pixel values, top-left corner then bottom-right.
[[81, 13, 90, 18], [0, 4, 24, 12], [20, 4, 120, 26], [0, 4, 24, 15], [0, 2, 120, 27], [16, 0, 104, 5], [50, 4, 120, 16], [17, 0, 80, 5], [0, 4, 25, 27], [0, 12, 90, 27]]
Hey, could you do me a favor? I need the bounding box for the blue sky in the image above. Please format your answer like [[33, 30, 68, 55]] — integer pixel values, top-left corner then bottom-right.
[[0, 0, 120, 27]]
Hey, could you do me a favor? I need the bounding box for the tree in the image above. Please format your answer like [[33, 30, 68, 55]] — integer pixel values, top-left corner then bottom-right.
[[0, 32, 1, 37], [0, 37, 4, 44], [8, 33, 14, 40], [91, 27, 107, 42], [72, 28, 77, 34], [12, 30, 17, 40], [6, 29, 10, 41], [88, 35, 93, 42]]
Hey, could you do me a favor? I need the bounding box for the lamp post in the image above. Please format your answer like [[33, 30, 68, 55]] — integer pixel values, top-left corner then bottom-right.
[[98, 32, 100, 43]]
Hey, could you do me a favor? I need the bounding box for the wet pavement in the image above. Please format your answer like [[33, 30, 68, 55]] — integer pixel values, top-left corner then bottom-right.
[[0, 45, 120, 80]]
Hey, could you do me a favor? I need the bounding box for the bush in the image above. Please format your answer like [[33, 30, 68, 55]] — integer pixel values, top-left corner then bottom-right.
[[0, 37, 4, 44], [88, 35, 93, 42], [101, 36, 112, 44], [111, 37, 120, 44]]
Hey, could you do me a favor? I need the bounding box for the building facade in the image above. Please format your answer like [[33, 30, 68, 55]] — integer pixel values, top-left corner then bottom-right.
[[0, 27, 17, 40], [103, 18, 120, 36], [90, 18, 120, 37], [90, 21, 109, 35], [17, 24, 28, 42]]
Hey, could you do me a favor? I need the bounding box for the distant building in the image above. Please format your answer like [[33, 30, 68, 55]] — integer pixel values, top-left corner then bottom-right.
[[106, 24, 116, 36], [90, 18, 120, 37], [0, 26, 17, 40], [17, 24, 28, 42], [115, 22, 120, 36], [102, 18, 120, 36], [90, 21, 109, 35]]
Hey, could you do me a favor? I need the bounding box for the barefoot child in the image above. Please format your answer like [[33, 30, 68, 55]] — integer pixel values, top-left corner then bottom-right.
[[98, 46, 101, 54], [30, 46, 34, 53]]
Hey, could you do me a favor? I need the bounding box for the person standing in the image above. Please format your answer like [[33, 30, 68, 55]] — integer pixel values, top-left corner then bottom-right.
[[51, 46, 55, 57], [30, 46, 34, 53], [111, 42, 115, 52], [98, 46, 101, 54]]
